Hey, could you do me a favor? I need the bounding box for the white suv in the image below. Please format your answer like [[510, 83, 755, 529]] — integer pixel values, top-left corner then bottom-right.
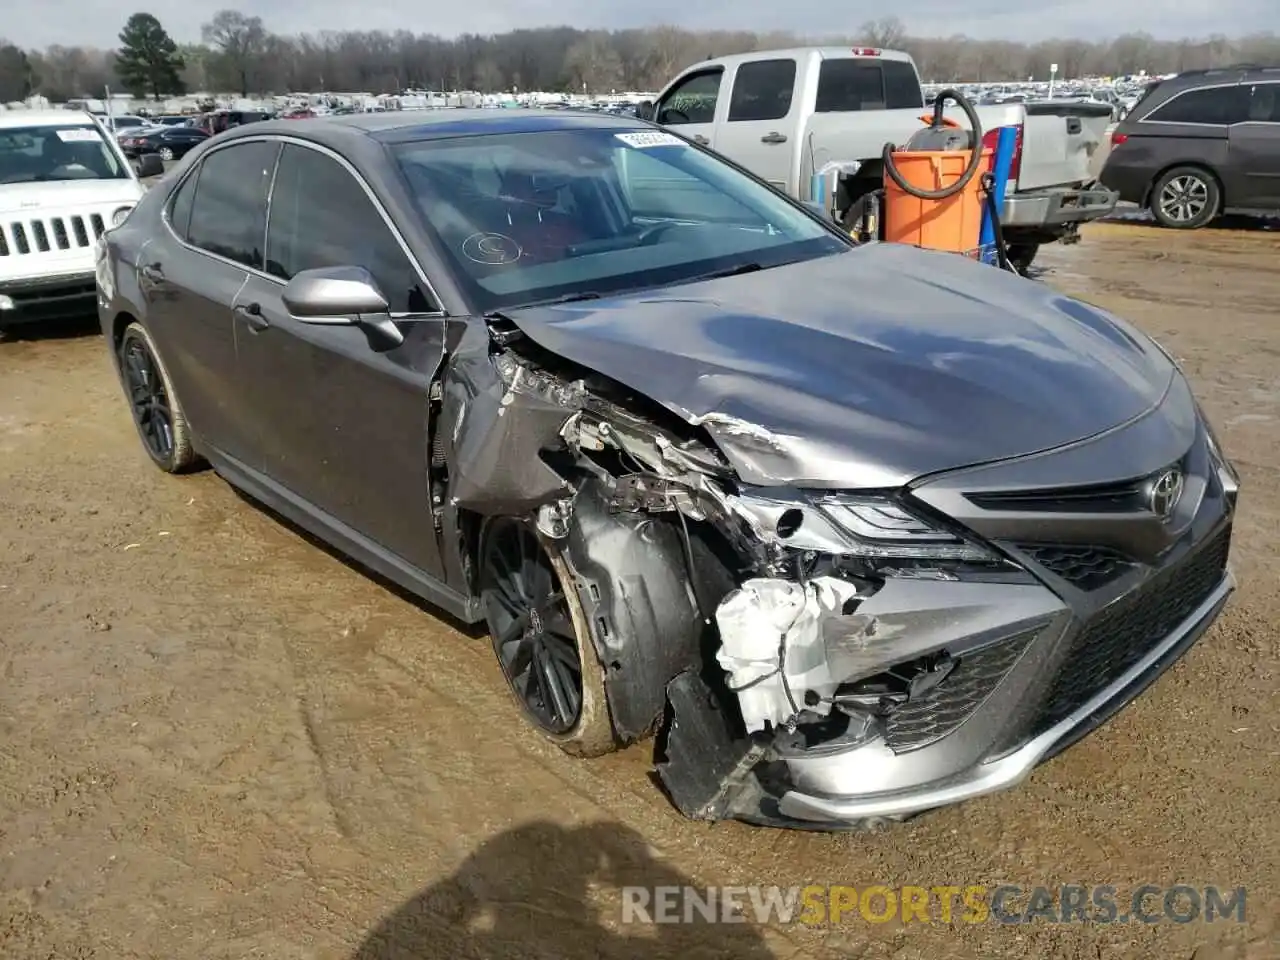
[[1, 111, 158, 331]]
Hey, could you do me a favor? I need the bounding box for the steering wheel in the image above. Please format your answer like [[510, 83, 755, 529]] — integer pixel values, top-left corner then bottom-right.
[[659, 108, 689, 124], [635, 222, 685, 246]]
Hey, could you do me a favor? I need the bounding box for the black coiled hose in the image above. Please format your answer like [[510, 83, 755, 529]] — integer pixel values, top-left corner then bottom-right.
[[881, 87, 985, 201]]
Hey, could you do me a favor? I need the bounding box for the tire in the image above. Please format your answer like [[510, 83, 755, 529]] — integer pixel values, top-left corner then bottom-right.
[[118, 321, 200, 473], [1007, 242, 1039, 276], [158, 146, 174, 161], [1149, 166, 1220, 230], [479, 516, 617, 758]]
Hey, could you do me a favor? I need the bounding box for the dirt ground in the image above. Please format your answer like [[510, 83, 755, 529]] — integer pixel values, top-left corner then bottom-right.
[[1, 221, 1278, 960]]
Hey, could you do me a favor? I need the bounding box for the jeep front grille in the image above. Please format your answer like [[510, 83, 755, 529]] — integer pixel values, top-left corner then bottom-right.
[[1, 214, 106, 257]]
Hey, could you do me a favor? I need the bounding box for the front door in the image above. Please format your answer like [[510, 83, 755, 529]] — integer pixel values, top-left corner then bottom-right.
[[1231, 81, 1280, 206], [237, 142, 448, 578], [711, 57, 801, 193], [654, 67, 725, 150]]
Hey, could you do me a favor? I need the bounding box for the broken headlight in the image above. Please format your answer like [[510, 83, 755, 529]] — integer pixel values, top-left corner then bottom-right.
[[730, 492, 1005, 564]]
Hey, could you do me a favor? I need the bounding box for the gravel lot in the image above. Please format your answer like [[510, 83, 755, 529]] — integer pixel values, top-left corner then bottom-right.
[[1, 221, 1277, 960]]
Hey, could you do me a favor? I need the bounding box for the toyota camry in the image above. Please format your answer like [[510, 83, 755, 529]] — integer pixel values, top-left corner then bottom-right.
[[96, 110, 1239, 829]]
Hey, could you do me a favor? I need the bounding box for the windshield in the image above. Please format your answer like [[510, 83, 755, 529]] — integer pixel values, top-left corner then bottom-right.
[[392, 127, 847, 311], [0, 124, 129, 184]]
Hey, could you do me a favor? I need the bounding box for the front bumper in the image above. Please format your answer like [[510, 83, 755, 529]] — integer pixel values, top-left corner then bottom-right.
[[775, 566, 1233, 824], [0, 271, 98, 324], [1002, 185, 1119, 227]]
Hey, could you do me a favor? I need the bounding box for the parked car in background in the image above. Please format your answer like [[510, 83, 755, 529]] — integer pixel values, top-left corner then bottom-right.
[[0, 111, 160, 332], [1100, 66, 1280, 228], [96, 110, 1237, 831], [192, 110, 272, 135], [640, 47, 1118, 272], [118, 125, 210, 161], [106, 115, 149, 138]]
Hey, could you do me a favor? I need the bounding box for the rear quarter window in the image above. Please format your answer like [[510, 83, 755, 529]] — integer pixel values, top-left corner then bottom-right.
[[1145, 84, 1251, 125]]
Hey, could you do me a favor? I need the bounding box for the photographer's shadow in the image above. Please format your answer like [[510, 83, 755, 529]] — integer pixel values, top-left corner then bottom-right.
[[352, 820, 779, 959]]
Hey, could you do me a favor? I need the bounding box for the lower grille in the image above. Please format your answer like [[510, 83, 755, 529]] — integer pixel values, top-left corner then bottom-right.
[[1028, 525, 1231, 738], [884, 628, 1038, 753], [1017, 543, 1135, 590]]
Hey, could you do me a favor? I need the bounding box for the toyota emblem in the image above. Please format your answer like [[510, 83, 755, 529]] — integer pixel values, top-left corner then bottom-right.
[[1149, 467, 1185, 521]]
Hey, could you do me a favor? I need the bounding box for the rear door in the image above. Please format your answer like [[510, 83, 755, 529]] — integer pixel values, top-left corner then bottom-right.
[[236, 141, 448, 578], [138, 140, 279, 465], [1019, 101, 1115, 189], [713, 57, 801, 191], [1231, 81, 1280, 205], [654, 66, 725, 149]]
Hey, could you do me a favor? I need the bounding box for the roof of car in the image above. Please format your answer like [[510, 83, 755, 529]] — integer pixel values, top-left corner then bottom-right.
[[0, 109, 105, 130], [221, 108, 648, 148]]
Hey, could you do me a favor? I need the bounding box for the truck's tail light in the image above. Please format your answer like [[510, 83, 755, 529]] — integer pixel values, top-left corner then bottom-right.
[[850, 47, 881, 56], [1111, 131, 1128, 147], [981, 124, 1023, 182]]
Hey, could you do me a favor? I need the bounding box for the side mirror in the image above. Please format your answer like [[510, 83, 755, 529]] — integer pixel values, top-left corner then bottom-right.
[[635, 100, 655, 122], [136, 153, 164, 178], [281, 266, 404, 348]]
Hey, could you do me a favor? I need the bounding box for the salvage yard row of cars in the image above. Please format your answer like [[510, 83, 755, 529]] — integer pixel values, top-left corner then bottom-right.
[[0, 48, 1248, 830]]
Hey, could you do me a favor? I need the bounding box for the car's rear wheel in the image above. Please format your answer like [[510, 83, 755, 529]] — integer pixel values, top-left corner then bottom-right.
[[1006, 242, 1040, 276], [158, 146, 175, 161], [119, 321, 199, 473], [1150, 166, 1220, 229], [479, 516, 616, 757]]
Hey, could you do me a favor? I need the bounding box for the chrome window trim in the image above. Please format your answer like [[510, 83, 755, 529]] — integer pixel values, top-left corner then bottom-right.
[[159, 133, 447, 318]]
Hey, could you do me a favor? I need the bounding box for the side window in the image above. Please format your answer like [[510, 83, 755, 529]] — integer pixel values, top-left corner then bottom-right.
[[728, 59, 797, 122], [265, 144, 435, 314], [1247, 83, 1280, 123], [657, 70, 722, 125], [883, 60, 925, 110], [815, 61, 887, 112], [1148, 86, 1251, 125], [186, 141, 279, 269], [166, 168, 199, 240]]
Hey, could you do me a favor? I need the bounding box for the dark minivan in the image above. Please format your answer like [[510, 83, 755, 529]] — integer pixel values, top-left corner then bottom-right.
[[1100, 66, 1280, 228]]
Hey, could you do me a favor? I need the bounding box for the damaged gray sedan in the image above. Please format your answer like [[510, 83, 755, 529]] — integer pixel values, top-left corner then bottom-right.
[[97, 110, 1240, 830]]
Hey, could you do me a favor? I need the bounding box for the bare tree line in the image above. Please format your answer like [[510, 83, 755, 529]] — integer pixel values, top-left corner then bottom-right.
[[3, 14, 1278, 103]]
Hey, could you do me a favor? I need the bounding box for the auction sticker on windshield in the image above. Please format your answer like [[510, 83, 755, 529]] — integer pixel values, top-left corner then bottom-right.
[[615, 131, 685, 148], [55, 128, 101, 142]]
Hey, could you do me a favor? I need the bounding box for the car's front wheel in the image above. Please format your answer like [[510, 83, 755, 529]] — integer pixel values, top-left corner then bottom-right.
[[118, 321, 199, 473], [1150, 166, 1220, 229], [479, 516, 617, 757]]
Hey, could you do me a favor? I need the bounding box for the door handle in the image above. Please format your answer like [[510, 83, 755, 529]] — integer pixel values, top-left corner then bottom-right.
[[139, 262, 164, 284], [692, 134, 709, 145], [761, 132, 787, 144], [234, 301, 269, 332]]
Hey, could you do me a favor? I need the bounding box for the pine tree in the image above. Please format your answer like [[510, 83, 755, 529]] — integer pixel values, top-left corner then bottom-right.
[[115, 13, 185, 100]]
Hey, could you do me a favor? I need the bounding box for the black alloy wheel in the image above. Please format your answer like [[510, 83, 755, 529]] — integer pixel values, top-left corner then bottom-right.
[[121, 332, 175, 462], [117, 321, 198, 472], [481, 518, 585, 736]]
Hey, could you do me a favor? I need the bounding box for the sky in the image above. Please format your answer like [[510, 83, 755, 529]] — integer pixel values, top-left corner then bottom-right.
[[3, 0, 1274, 50]]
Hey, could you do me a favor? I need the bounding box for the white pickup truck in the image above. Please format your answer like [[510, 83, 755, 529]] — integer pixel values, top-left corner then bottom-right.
[[640, 47, 1118, 269], [1, 110, 161, 333]]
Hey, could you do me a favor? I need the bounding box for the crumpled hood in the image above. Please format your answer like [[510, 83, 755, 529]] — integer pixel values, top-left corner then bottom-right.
[[506, 243, 1175, 488], [0, 179, 144, 215]]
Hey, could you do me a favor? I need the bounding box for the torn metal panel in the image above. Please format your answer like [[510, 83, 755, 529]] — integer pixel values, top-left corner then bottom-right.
[[437, 326, 585, 514], [715, 576, 864, 733]]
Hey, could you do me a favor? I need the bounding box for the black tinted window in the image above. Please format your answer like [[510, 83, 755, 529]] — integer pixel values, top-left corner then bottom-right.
[[728, 59, 796, 121], [1248, 83, 1280, 122], [816, 59, 923, 112], [658, 70, 722, 125], [1149, 85, 1250, 125], [166, 169, 198, 239], [186, 141, 278, 268], [265, 144, 434, 313]]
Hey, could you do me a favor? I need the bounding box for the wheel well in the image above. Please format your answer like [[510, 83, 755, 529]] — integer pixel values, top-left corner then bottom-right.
[[1143, 162, 1224, 210], [110, 310, 137, 349]]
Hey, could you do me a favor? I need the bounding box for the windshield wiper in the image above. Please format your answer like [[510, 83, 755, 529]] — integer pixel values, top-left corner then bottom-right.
[[687, 262, 765, 283]]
